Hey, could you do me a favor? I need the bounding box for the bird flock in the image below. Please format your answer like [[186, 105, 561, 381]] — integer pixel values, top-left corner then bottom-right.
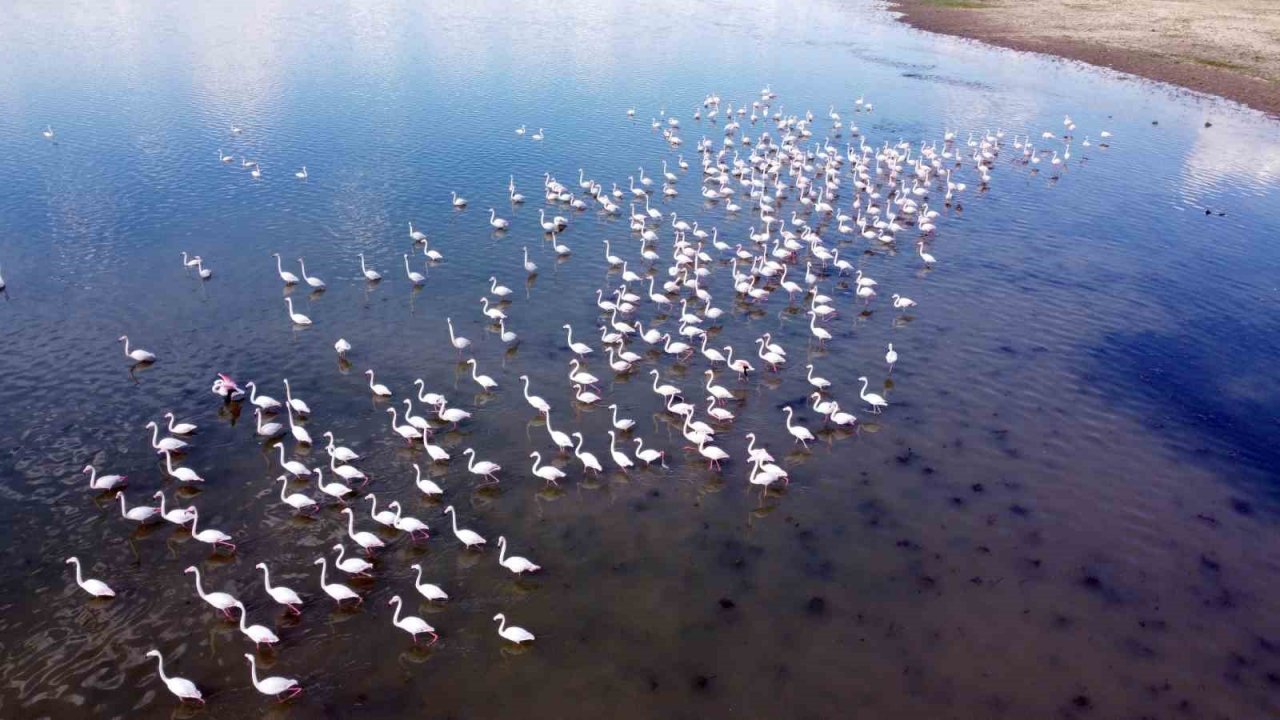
[[56, 86, 1108, 707]]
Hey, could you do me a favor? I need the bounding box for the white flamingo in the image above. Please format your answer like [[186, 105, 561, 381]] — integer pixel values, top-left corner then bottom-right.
[[443, 505, 486, 549], [245, 654, 301, 701], [388, 595, 438, 644], [185, 565, 237, 616], [145, 649, 203, 704], [66, 557, 115, 598], [493, 613, 535, 644], [340, 507, 385, 555], [410, 564, 449, 601], [314, 556, 361, 604], [498, 536, 541, 574]]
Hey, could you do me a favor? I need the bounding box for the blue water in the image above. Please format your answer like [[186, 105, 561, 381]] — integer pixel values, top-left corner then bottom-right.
[[1, 0, 1279, 717]]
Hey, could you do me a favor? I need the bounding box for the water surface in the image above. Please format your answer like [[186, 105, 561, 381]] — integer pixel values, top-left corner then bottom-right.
[[1, 0, 1279, 718]]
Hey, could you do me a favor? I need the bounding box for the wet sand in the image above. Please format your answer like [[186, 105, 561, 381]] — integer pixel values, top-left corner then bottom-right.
[[889, 0, 1280, 116]]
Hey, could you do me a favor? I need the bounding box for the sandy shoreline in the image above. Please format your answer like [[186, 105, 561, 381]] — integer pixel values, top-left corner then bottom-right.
[[888, 0, 1280, 117]]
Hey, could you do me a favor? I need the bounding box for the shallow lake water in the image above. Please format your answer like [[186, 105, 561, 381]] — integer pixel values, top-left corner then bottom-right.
[[2, 0, 1279, 717]]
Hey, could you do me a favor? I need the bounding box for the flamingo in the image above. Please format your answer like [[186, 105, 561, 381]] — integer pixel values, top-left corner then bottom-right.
[[404, 254, 426, 285], [65, 557, 115, 598], [410, 564, 449, 601], [358, 253, 382, 281], [608, 404, 636, 431], [388, 595, 438, 644], [497, 536, 541, 574], [633, 437, 665, 467], [117, 492, 159, 523], [283, 379, 310, 415], [366, 369, 392, 397], [414, 462, 446, 496], [232, 602, 280, 649], [284, 297, 311, 325], [314, 556, 361, 604], [443, 505, 486, 549], [332, 544, 373, 576], [83, 464, 127, 491], [389, 501, 430, 540], [493, 613, 535, 644], [422, 429, 451, 463], [118, 335, 156, 363], [917, 241, 937, 266], [272, 253, 300, 285], [571, 432, 603, 475], [244, 654, 301, 701], [164, 413, 197, 436], [520, 375, 551, 414], [315, 467, 353, 504], [563, 324, 593, 357], [365, 493, 398, 527], [387, 407, 418, 443], [162, 450, 204, 483], [145, 649, 203, 704], [324, 431, 359, 462], [530, 451, 566, 486], [298, 258, 325, 289], [466, 358, 498, 391], [153, 491, 195, 525], [462, 448, 501, 483], [697, 436, 730, 470], [275, 444, 311, 478], [783, 407, 815, 447], [607, 431, 634, 471], [858, 376, 888, 413], [184, 565, 237, 616], [188, 508, 235, 551], [340, 507, 385, 555], [275, 475, 317, 513], [806, 364, 831, 390], [446, 318, 471, 353]]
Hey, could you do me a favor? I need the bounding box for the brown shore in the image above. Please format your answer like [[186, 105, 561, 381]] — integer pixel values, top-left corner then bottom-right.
[[888, 0, 1280, 117]]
